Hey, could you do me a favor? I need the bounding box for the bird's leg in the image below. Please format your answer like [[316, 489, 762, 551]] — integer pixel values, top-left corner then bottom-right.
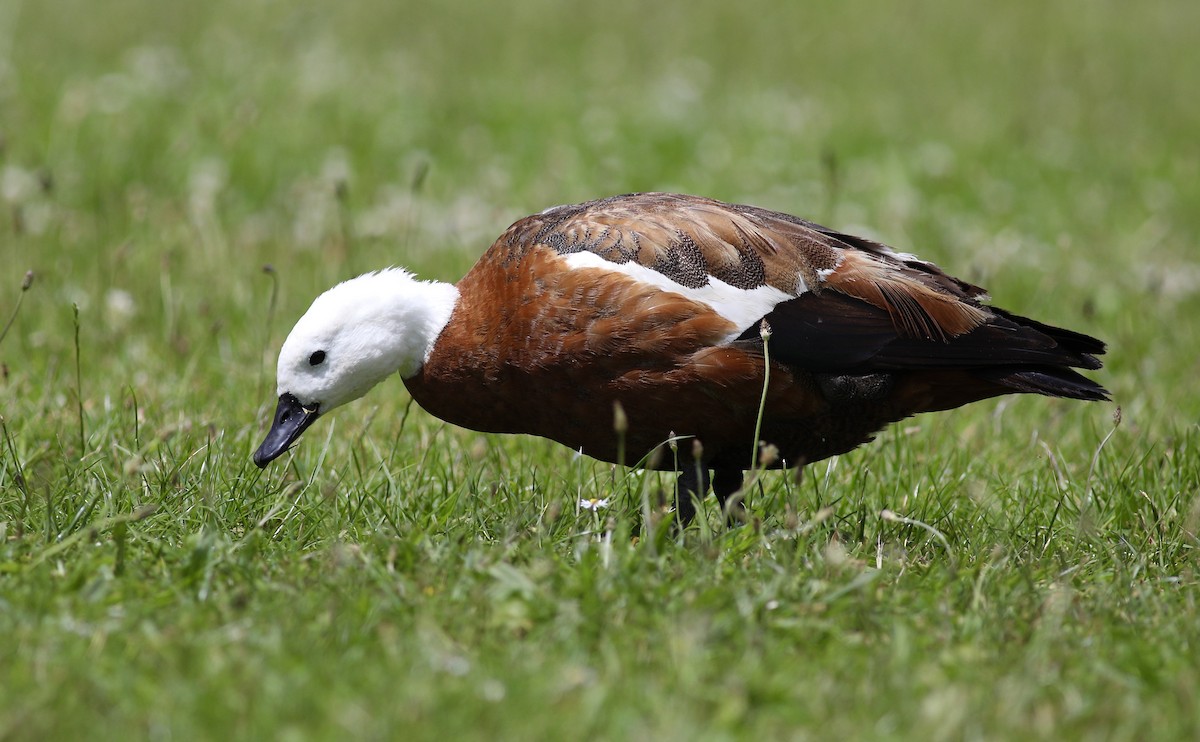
[[713, 469, 746, 525], [675, 461, 710, 526]]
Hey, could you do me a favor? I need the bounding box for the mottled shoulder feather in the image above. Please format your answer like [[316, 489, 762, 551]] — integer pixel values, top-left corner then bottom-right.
[[495, 193, 842, 296]]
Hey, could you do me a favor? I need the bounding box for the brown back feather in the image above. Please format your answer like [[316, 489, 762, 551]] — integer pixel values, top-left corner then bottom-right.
[[496, 193, 991, 343]]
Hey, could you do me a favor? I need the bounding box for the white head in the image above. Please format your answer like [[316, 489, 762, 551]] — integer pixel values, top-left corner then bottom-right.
[[253, 268, 458, 467]]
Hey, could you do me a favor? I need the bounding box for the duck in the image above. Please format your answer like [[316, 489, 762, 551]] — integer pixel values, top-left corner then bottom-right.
[[253, 192, 1108, 523]]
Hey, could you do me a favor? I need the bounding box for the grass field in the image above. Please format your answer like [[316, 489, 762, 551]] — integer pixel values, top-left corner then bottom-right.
[[3, 0, 1199, 738]]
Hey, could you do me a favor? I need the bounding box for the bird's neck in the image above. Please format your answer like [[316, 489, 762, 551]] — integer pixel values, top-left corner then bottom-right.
[[383, 276, 459, 379]]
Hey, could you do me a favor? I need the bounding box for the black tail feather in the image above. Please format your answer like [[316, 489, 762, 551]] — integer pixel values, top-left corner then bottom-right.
[[988, 307, 1106, 371], [976, 365, 1111, 401]]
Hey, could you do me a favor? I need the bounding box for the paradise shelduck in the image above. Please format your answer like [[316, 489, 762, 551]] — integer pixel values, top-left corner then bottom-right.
[[253, 192, 1108, 523]]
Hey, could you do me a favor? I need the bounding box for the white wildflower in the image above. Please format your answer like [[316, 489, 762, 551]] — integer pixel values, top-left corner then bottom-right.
[[105, 289, 136, 326], [1, 165, 38, 204]]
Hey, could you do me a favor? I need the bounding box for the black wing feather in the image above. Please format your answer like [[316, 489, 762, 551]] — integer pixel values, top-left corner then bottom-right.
[[736, 291, 1109, 401]]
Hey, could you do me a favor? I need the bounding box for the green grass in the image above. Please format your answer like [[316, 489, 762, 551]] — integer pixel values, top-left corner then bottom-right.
[[3, 0, 1200, 738]]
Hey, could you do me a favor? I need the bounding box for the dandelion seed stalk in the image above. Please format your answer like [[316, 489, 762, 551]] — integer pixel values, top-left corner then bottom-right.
[[1085, 405, 1122, 501], [72, 303, 85, 457], [750, 319, 772, 472], [0, 270, 34, 348]]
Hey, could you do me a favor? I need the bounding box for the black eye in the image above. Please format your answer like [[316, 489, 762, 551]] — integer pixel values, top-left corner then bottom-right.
[[309, 350, 326, 366]]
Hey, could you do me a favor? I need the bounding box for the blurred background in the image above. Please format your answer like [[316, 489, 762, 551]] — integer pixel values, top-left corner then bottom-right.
[[3, 2, 1200, 738], [1, 0, 1197, 462]]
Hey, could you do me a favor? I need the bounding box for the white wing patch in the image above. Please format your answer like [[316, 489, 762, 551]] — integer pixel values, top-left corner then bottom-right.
[[561, 251, 796, 343]]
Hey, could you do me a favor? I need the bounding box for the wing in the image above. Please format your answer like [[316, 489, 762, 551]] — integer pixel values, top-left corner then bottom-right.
[[495, 192, 990, 338], [487, 192, 1106, 398]]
